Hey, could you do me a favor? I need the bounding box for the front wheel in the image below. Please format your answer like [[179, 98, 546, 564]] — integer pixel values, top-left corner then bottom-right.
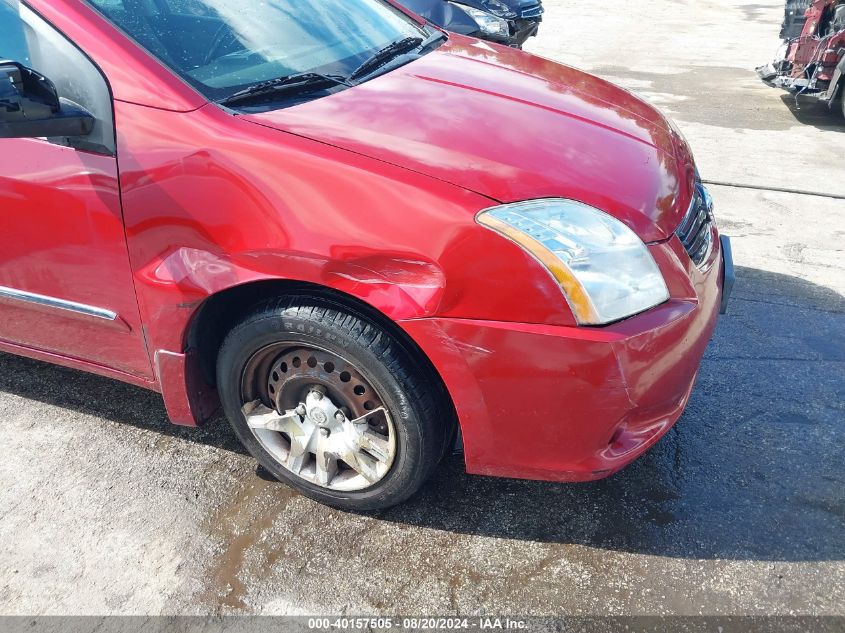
[[216, 296, 450, 511]]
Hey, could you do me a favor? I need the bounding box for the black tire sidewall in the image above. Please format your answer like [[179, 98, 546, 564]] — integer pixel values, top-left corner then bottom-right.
[[217, 304, 436, 511]]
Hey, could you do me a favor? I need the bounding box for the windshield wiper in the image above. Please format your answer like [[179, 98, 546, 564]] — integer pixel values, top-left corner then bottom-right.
[[219, 72, 351, 107], [219, 31, 446, 106], [348, 36, 424, 83]]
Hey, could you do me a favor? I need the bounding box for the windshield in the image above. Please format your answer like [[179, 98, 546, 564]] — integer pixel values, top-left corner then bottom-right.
[[86, 0, 431, 103]]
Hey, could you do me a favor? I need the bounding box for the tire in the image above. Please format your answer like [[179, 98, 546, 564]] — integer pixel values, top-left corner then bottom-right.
[[216, 295, 449, 511]]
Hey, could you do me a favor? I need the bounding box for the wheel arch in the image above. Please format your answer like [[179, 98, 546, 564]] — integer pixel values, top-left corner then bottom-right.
[[185, 278, 450, 386], [172, 278, 459, 448]]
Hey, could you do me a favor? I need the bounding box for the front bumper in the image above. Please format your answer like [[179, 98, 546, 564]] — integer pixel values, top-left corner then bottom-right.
[[510, 16, 542, 47], [401, 231, 729, 483], [720, 235, 735, 315]]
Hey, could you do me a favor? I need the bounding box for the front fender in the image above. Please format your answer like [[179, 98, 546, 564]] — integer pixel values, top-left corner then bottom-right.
[[136, 246, 449, 355], [142, 247, 450, 427]]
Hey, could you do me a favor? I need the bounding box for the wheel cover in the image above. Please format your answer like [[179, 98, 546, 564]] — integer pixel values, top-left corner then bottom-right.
[[240, 345, 397, 492]]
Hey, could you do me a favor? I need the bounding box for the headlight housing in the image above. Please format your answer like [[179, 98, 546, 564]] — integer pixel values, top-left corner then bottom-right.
[[477, 199, 670, 325], [448, 2, 510, 38]]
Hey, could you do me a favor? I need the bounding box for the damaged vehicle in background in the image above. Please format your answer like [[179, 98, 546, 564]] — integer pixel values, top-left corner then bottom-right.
[[758, 0, 845, 118], [396, 0, 543, 47]]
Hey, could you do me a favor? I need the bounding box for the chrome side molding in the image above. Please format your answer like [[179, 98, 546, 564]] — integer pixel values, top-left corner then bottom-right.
[[0, 285, 130, 331]]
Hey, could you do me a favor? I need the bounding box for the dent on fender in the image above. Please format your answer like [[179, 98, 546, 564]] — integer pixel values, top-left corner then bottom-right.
[[140, 246, 448, 427], [138, 246, 448, 334]]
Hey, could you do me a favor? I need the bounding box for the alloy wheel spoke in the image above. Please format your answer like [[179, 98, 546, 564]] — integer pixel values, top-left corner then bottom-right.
[[359, 429, 391, 463], [243, 401, 306, 439], [341, 447, 380, 483], [350, 407, 387, 428], [315, 439, 339, 487], [286, 429, 313, 474]]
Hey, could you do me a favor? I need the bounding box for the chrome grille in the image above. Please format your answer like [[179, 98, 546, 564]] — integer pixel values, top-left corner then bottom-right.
[[676, 183, 715, 268]]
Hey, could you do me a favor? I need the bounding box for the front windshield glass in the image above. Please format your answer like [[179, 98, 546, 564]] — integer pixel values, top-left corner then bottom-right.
[[85, 0, 430, 103]]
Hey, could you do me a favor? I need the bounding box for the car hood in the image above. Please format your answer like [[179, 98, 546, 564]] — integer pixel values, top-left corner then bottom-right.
[[243, 37, 695, 242]]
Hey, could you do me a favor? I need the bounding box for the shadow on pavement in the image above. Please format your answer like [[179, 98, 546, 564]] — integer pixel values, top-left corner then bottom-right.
[[0, 266, 842, 561], [780, 94, 845, 132], [0, 352, 247, 456]]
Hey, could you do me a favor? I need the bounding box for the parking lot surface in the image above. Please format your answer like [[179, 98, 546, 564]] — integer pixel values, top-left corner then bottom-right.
[[1, 0, 843, 617]]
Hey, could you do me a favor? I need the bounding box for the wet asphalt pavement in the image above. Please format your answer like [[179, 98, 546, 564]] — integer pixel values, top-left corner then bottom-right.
[[1, 257, 843, 615], [1, 0, 843, 618]]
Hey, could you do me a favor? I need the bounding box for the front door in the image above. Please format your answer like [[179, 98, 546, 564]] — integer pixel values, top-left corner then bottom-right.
[[0, 0, 152, 379]]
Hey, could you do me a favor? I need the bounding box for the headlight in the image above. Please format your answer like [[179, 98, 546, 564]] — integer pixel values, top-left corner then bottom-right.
[[477, 199, 670, 325], [448, 2, 510, 38]]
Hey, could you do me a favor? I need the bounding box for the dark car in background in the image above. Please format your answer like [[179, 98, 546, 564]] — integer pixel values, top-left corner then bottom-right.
[[396, 0, 543, 47]]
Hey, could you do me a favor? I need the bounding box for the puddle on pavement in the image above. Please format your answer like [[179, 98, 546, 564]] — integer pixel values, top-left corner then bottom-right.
[[198, 472, 299, 612]]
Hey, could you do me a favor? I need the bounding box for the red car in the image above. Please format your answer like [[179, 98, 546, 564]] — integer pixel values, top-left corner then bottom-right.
[[0, 0, 732, 510]]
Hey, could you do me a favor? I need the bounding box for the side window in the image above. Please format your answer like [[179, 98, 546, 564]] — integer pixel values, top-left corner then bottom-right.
[[0, 0, 115, 155]]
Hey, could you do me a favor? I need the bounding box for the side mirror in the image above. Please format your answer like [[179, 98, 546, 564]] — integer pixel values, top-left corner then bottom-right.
[[0, 61, 95, 139]]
